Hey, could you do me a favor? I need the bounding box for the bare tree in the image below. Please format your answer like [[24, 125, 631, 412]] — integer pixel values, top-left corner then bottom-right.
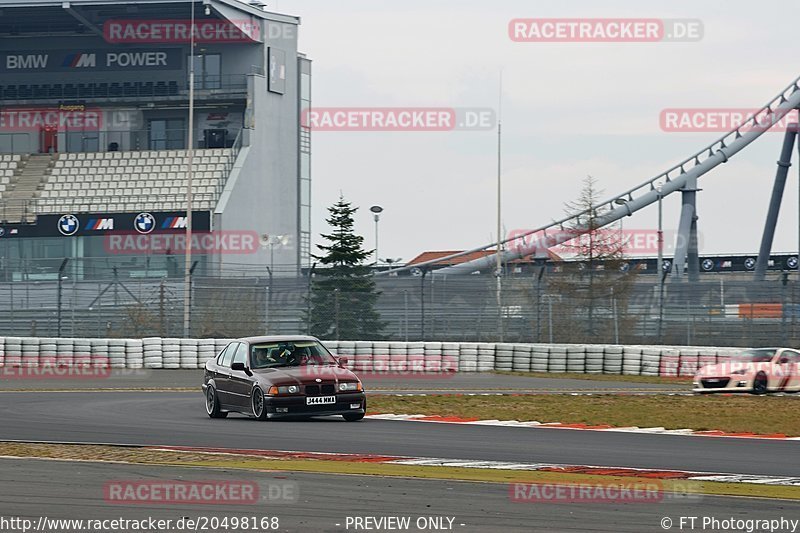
[[551, 175, 636, 341]]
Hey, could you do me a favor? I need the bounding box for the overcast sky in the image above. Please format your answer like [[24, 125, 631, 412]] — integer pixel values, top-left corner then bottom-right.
[[275, 0, 800, 263]]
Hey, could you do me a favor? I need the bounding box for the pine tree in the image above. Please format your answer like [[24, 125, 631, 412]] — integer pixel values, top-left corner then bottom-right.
[[307, 196, 385, 339]]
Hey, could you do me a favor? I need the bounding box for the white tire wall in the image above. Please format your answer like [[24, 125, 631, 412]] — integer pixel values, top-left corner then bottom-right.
[[566, 344, 586, 373], [603, 345, 623, 374], [21, 337, 39, 367], [424, 342, 443, 372], [477, 343, 495, 372], [495, 343, 514, 371], [622, 346, 642, 375], [585, 345, 604, 374], [531, 344, 549, 372], [548, 345, 567, 372], [641, 347, 663, 376], [442, 342, 459, 373], [161, 337, 180, 369], [512, 344, 531, 372], [408, 342, 425, 373], [143, 337, 163, 369], [5, 337, 22, 366], [459, 342, 478, 372]]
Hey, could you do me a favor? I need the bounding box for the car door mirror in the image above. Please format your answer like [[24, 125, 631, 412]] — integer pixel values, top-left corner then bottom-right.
[[231, 362, 251, 375], [337, 356, 348, 368]]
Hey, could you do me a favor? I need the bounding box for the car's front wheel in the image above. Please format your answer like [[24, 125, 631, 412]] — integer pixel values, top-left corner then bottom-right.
[[751, 373, 768, 395], [252, 387, 269, 421], [206, 386, 227, 418]]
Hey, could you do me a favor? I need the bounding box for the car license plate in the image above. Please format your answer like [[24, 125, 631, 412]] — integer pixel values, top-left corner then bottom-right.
[[306, 396, 335, 405]]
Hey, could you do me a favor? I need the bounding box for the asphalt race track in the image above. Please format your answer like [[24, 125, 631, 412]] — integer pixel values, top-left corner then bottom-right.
[[0, 391, 797, 477], [3, 458, 800, 533]]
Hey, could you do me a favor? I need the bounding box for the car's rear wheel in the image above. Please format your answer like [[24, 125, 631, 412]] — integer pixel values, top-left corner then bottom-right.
[[206, 386, 227, 418], [252, 387, 269, 421], [751, 373, 768, 395]]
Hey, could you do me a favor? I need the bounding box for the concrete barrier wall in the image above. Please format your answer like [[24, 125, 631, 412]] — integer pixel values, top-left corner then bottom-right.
[[0, 337, 742, 377]]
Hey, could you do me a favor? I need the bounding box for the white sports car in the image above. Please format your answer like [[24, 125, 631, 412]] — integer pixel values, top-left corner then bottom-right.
[[693, 348, 800, 394]]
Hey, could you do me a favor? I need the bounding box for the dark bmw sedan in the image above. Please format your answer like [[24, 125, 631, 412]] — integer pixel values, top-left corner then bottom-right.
[[202, 336, 366, 421]]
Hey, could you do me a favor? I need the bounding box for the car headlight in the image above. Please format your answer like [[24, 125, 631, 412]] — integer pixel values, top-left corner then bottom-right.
[[338, 382, 362, 392], [730, 370, 746, 375], [271, 385, 300, 395]]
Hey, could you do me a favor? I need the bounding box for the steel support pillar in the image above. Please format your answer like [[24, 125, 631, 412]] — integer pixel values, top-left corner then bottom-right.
[[754, 125, 798, 280], [672, 173, 699, 279]]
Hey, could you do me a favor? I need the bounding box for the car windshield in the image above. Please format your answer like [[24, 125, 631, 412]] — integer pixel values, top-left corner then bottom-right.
[[730, 349, 776, 362], [249, 341, 337, 369]]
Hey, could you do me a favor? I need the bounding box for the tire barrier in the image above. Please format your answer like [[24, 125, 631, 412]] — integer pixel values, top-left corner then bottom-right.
[[0, 336, 744, 376]]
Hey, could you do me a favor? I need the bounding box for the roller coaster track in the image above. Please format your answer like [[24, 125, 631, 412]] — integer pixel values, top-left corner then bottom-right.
[[378, 74, 800, 276]]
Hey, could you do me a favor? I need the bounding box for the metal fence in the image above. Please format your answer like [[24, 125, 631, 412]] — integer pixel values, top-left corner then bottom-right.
[[0, 266, 798, 347]]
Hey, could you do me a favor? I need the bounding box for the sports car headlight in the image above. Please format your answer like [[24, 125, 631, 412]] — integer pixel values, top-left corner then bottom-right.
[[273, 385, 300, 394], [338, 382, 362, 392], [730, 370, 746, 375]]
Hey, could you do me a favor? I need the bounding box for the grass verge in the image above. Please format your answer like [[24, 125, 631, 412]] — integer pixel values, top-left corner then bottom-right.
[[368, 394, 800, 435]]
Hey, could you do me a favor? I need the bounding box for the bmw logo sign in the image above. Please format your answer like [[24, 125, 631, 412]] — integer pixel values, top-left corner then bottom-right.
[[662, 259, 672, 272], [134, 212, 156, 234], [0, 228, 5, 237], [744, 257, 756, 270], [788, 257, 799, 270], [619, 262, 630, 272], [58, 214, 79, 236], [701, 258, 715, 271]]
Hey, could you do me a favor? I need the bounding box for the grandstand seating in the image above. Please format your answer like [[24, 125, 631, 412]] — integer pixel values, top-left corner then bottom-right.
[[0, 154, 23, 197], [35, 148, 233, 213]]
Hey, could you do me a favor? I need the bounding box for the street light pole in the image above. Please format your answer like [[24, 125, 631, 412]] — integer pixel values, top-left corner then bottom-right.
[[657, 188, 666, 342], [495, 70, 503, 342], [370, 205, 383, 266], [182, 0, 196, 338], [56, 258, 69, 337]]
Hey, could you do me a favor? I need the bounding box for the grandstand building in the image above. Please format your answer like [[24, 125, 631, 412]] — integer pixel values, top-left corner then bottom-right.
[[0, 0, 311, 280]]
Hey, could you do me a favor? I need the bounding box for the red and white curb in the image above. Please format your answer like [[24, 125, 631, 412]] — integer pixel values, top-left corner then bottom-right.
[[366, 414, 800, 441]]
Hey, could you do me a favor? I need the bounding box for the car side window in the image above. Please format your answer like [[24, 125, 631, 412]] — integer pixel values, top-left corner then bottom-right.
[[219, 343, 237, 368], [782, 350, 800, 363], [232, 343, 248, 367]]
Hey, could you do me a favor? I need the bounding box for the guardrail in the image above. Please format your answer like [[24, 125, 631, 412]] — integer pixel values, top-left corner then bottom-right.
[[0, 336, 737, 376]]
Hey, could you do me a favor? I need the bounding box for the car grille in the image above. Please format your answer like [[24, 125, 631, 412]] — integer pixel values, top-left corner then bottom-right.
[[305, 384, 336, 396], [700, 378, 730, 389]]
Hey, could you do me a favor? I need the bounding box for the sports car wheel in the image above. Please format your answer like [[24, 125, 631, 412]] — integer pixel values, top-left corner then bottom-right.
[[206, 386, 227, 418], [751, 373, 768, 395], [252, 387, 269, 421]]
